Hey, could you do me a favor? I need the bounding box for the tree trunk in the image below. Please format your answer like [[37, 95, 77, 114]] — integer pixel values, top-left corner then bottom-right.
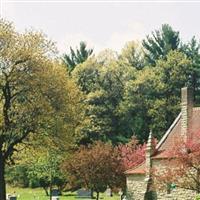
[[43, 186, 49, 196], [49, 183, 52, 200], [49, 167, 53, 200], [96, 192, 99, 200], [0, 152, 6, 200]]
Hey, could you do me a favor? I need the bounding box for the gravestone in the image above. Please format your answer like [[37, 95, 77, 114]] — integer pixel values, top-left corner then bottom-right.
[[106, 188, 112, 196], [52, 189, 60, 196], [8, 196, 17, 200], [77, 189, 91, 198], [6, 194, 11, 200], [51, 189, 60, 200], [52, 197, 59, 200]]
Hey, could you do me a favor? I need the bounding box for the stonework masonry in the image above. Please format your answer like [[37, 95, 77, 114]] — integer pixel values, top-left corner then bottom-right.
[[126, 87, 199, 200], [181, 87, 193, 140], [157, 188, 196, 200], [153, 160, 196, 200], [126, 150, 197, 200], [126, 174, 196, 200], [126, 174, 146, 200]]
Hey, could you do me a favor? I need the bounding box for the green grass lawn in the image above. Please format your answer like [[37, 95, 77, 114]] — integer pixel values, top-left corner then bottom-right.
[[7, 187, 120, 200]]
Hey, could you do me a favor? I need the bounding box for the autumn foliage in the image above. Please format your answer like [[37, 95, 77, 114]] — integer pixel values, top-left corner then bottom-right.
[[118, 136, 146, 170], [61, 141, 125, 200], [61, 137, 150, 199], [155, 130, 200, 193]]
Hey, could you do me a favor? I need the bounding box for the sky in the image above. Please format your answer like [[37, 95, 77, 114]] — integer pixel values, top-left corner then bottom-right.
[[1, 1, 200, 55]]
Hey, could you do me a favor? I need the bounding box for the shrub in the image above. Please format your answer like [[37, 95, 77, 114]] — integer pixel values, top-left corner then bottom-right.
[[6, 165, 29, 188], [195, 194, 200, 200]]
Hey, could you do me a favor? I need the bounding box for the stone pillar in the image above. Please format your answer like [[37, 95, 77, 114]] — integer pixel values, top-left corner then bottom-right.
[[144, 131, 157, 200], [145, 130, 153, 181], [181, 87, 193, 141]]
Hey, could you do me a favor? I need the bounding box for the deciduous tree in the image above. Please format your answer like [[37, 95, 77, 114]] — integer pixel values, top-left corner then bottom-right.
[[72, 57, 135, 144], [0, 19, 84, 200], [118, 137, 146, 170], [120, 51, 192, 140], [62, 141, 124, 200], [119, 41, 145, 70]]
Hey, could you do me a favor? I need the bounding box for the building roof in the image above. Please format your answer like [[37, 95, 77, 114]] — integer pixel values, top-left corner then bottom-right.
[[126, 107, 200, 174], [153, 107, 200, 159], [124, 162, 146, 175]]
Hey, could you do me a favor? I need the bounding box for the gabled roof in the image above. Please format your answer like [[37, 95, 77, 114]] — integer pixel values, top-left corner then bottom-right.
[[124, 162, 146, 175], [126, 107, 200, 174], [156, 112, 181, 150], [153, 107, 200, 159]]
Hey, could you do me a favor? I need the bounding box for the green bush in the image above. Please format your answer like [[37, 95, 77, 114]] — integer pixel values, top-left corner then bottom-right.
[[29, 178, 40, 188], [195, 194, 200, 200], [6, 165, 29, 187]]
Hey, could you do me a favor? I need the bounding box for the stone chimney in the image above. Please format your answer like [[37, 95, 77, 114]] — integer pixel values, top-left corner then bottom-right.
[[181, 87, 193, 141], [145, 130, 153, 182]]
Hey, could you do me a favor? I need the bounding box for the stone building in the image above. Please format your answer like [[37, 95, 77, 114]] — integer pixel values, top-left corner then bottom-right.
[[125, 87, 200, 200]]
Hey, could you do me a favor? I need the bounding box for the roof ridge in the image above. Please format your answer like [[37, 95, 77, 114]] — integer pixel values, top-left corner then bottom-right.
[[156, 112, 181, 150]]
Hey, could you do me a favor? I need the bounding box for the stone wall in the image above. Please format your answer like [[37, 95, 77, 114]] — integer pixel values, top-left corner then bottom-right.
[[153, 159, 196, 200], [127, 176, 196, 200], [126, 174, 146, 200], [126, 159, 197, 200], [157, 188, 196, 200]]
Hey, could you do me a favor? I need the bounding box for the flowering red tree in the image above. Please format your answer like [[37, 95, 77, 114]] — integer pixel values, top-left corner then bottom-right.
[[118, 136, 146, 170], [155, 130, 200, 193]]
